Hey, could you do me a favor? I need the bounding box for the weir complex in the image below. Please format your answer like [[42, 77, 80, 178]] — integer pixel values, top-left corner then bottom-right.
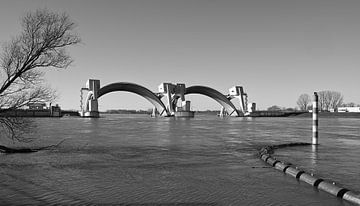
[[79, 79, 253, 118]]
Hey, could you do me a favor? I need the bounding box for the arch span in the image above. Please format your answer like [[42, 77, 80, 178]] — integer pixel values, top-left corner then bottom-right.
[[87, 82, 169, 116], [185, 85, 240, 116]]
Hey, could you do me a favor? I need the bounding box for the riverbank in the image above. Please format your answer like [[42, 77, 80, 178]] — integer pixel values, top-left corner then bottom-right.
[[295, 112, 360, 118], [0, 109, 80, 117], [247, 111, 360, 118], [247, 110, 306, 117]]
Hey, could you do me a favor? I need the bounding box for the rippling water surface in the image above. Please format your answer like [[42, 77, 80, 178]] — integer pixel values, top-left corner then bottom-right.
[[0, 114, 358, 205]]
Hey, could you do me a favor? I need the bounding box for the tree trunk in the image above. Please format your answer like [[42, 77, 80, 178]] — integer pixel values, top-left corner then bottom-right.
[[0, 139, 66, 153], [0, 145, 37, 153]]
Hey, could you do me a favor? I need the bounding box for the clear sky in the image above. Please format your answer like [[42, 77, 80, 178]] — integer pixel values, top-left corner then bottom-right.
[[1, 0, 359, 111]]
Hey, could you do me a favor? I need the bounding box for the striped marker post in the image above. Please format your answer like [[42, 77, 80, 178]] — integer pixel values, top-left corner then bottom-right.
[[312, 92, 319, 145]]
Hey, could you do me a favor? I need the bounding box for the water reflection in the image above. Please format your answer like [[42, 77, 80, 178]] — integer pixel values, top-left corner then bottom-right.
[[310, 145, 318, 166]]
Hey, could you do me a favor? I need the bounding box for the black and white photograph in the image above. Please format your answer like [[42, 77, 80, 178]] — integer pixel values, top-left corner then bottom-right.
[[0, 0, 359, 205]]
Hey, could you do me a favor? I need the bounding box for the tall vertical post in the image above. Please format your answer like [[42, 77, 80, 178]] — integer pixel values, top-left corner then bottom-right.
[[312, 92, 319, 145]]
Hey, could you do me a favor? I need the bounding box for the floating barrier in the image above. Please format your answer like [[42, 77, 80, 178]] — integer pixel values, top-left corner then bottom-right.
[[318, 181, 348, 197], [274, 161, 290, 172], [299, 173, 322, 186], [266, 156, 279, 167], [258, 143, 360, 205], [343, 191, 360, 205], [284, 167, 304, 179]]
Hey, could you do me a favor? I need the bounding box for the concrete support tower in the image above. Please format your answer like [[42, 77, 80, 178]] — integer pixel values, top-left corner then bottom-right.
[[229, 86, 247, 115], [158, 83, 175, 115], [81, 79, 100, 117], [158, 83, 193, 117], [158, 83, 186, 115]]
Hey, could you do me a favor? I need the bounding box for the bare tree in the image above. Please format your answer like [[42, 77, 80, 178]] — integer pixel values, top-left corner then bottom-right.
[[0, 9, 80, 144], [296, 94, 311, 111], [342, 102, 356, 107], [317, 91, 343, 111], [317, 91, 326, 111], [329, 91, 343, 111]]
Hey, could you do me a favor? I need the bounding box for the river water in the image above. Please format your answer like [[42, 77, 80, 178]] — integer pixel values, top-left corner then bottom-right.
[[0, 114, 359, 205]]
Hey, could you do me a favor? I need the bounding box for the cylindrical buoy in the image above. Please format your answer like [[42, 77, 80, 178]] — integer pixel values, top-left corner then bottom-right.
[[299, 173, 323, 186], [312, 92, 319, 145], [343, 191, 360, 205], [266, 157, 279, 166], [274, 161, 289, 172], [285, 167, 304, 179], [318, 181, 347, 197], [261, 154, 270, 162]]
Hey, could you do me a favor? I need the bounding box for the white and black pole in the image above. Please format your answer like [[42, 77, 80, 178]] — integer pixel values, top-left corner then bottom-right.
[[312, 92, 319, 145]]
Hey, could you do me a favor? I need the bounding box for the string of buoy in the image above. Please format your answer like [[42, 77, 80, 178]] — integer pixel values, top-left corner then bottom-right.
[[258, 143, 360, 205]]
